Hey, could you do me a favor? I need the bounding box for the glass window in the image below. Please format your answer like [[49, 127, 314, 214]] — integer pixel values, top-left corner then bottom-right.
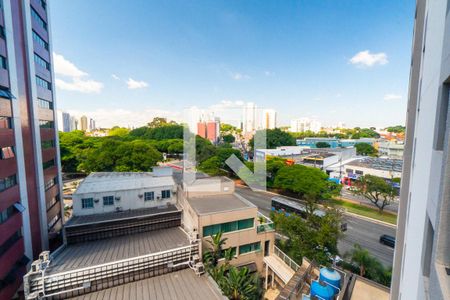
[[32, 31, 48, 50], [39, 120, 54, 128], [0, 89, 15, 99], [0, 116, 12, 129], [144, 192, 154, 201], [103, 196, 114, 206], [0, 205, 16, 224], [203, 218, 254, 236], [36, 76, 51, 90], [40, 0, 46, 10], [238, 218, 254, 230], [46, 194, 60, 210], [239, 242, 261, 255], [34, 54, 50, 70], [31, 7, 47, 30], [0, 175, 17, 192], [42, 159, 55, 170], [161, 190, 171, 199], [0, 55, 7, 69], [1, 146, 14, 159], [0, 230, 22, 257], [81, 198, 94, 209], [41, 139, 55, 149], [44, 177, 57, 191], [0, 26, 5, 39], [38, 98, 53, 109]]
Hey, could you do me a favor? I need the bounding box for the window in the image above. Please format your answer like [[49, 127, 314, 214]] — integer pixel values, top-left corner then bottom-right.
[[220, 247, 237, 258], [31, 7, 47, 30], [32, 30, 48, 50], [36, 76, 51, 90], [0, 26, 5, 39], [42, 159, 55, 170], [345, 169, 353, 173], [203, 218, 254, 236], [0, 175, 17, 192], [81, 198, 94, 209], [355, 170, 364, 175], [0, 55, 7, 69], [144, 192, 154, 201], [38, 98, 53, 109], [46, 194, 59, 210], [44, 177, 57, 191], [239, 242, 261, 255], [0, 89, 15, 99], [39, 120, 54, 128], [34, 54, 50, 70], [103, 196, 114, 206], [1, 146, 15, 159], [48, 214, 60, 230], [0, 205, 16, 224], [161, 190, 171, 199], [0, 230, 22, 257], [40, 0, 46, 10], [41, 139, 55, 149], [0, 116, 12, 129]]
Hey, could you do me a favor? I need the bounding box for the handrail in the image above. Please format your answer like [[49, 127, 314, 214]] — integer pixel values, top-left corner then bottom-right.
[[274, 245, 300, 272]]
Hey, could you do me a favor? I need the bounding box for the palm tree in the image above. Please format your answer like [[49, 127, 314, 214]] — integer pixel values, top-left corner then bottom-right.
[[205, 231, 228, 267], [221, 267, 257, 300], [346, 244, 374, 277]]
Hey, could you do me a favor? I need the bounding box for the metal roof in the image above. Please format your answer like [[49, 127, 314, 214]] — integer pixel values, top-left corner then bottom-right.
[[346, 157, 403, 172], [188, 193, 255, 215], [73, 172, 175, 195]]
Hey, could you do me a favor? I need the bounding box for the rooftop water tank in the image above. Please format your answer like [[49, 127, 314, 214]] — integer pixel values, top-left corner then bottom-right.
[[310, 280, 334, 300], [302, 295, 311, 300], [319, 267, 341, 294]]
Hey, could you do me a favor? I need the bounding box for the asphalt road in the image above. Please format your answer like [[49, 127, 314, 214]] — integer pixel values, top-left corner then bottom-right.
[[235, 186, 396, 267], [340, 189, 399, 213]]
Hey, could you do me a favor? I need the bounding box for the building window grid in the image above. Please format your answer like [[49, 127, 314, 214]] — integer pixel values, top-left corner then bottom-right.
[[38, 98, 53, 110], [0, 116, 12, 129], [36, 76, 51, 90], [0, 26, 5, 39], [32, 30, 48, 50], [44, 177, 57, 191], [103, 196, 114, 206], [144, 192, 154, 201], [0, 205, 16, 224], [81, 198, 94, 209], [0, 55, 7, 70], [238, 242, 261, 255], [203, 218, 254, 236], [31, 7, 47, 30], [34, 53, 50, 70], [0, 174, 17, 192], [161, 190, 171, 199], [39, 120, 54, 128]]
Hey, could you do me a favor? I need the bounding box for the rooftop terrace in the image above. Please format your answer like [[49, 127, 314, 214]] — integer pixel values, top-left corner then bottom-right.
[[68, 269, 223, 300], [187, 193, 255, 215]]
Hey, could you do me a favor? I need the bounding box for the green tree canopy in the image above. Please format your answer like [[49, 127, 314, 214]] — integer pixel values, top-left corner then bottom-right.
[[355, 143, 378, 156], [250, 128, 296, 150], [352, 175, 396, 212]]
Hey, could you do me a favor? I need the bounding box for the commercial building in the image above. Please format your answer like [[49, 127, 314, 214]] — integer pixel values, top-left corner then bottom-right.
[[376, 140, 404, 159], [296, 137, 376, 148], [56, 110, 70, 132], [391, 0, 450, 299], [79, 115, 88, 131], [242, 102, 258, 135], [197, 117, 220, 144], [290, 118, 322, 133], [343, 157, 402, 181], [0, 1, 64, 298]]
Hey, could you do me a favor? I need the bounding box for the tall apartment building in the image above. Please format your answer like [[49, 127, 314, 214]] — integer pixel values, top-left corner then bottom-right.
[[290, 117, 322, 133], [79, 115, 87, 131], [0, 1, 63, 299], [262, 109, 277, 129], [197, 118, 220, 143], [391, 0, 450, 299], [56, 110, 70, 132], [242, 102, 258, 134]]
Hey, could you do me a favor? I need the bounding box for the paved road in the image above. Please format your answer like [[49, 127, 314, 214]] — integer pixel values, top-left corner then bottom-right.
[[340, 189, 399, 213], [235, 186, 396, 267]]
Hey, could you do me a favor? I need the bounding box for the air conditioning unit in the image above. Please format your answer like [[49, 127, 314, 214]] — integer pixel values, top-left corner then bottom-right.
[[39, 251, 50, 262], [138, 194, 143, 198], [116, 206, 123, 212], [115, 196, 121, 201], [94, 198, 99, 203], [31, 261, 41, 273], [27, 292, 39, 300], [157, 196, 161, 200], [193, 262, 205, 276]]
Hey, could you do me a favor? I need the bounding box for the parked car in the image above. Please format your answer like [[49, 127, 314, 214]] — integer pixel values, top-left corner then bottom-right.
[[379, 234, 395, 248]]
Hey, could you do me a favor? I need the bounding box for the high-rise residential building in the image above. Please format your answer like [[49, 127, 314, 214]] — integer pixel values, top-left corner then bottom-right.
[[197, 117, 220, 143], [70, 115, 78, 131], [56, 110, 71, 132], [262, 109, 277, 129], [89, 117, 96, 132], [391, 0, 449, 299], [197, 121, 207, 138], [0, 1, 63, 299], [290, 118, 322, 133], [242, 102, 257, 134], [80, 115, 88, 131]]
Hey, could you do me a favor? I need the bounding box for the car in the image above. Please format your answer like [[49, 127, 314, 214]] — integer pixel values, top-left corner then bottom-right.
[[379, 234, 395, 248]]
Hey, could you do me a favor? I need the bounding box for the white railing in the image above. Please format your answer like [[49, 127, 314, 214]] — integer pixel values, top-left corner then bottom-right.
[[274, 245, 300, 272], [256, 212, 275, 233]]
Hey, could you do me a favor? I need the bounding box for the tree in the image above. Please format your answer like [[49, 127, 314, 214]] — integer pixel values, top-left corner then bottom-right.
[[222, 134, 235, 144], [346, 244, 373, 277], [385, 125, 405, 133], [198, 157, 223, 176], [221, 267, 257, 300], [355, 143, 377, 156], [108, 127, 129, 137], [316, 142, 331, 148], [203, 232, 228, 268], [250, 128, 296, 150], [147, 117, 176, 128], [352, 175, 396, 212]]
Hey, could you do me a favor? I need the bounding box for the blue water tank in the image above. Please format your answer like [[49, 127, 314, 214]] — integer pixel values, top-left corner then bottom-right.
[[310, 281, 334, 300], [319, 267, 341, 294], [302, 295, 311, 300]]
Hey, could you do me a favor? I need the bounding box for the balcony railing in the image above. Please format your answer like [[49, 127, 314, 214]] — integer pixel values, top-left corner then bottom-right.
[[256, 212, 275, 233], [274, 245, 300, 272]]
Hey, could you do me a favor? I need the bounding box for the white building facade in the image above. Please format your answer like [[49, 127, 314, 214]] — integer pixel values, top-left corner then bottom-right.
[[391, 1, 450, 299], [290, 118, 321, 133], [262, 109, 277, 129]]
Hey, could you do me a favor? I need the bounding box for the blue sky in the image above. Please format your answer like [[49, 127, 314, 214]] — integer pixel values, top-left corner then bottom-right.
[[50, 0, 415, 128]]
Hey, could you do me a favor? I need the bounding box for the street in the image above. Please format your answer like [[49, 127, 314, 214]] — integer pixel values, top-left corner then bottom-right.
[[235, 186, 396, 267]]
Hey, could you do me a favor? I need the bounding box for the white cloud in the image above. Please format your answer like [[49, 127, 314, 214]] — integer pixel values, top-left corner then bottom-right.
[[126, 78, 149, 89], [55, 78, 103, 94], [230, 72, 250, 80], [384, 94, 402, 101], [264, 71, 274, 76], [111, 74, 120, 80], [53, 52, 103, 93], [349, 50, 388, 68]]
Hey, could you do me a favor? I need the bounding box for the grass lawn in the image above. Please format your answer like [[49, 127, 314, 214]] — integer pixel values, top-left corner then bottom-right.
[[331, 199, 397, 225]]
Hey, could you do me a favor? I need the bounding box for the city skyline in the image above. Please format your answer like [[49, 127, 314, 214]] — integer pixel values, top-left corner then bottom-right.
[[50, 0, 415, 128]]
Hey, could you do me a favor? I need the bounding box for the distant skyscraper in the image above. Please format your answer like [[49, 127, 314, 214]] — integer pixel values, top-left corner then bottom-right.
[[89, 118, 96, 132], [243, 102, 257, 134], [70, 116, 78, 131], [56, 110, 71, 132], [197, 117, 220, 143], [80, 115, 88, 131], [262, 109, 277, 129], [0, 1, 64, 298]]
